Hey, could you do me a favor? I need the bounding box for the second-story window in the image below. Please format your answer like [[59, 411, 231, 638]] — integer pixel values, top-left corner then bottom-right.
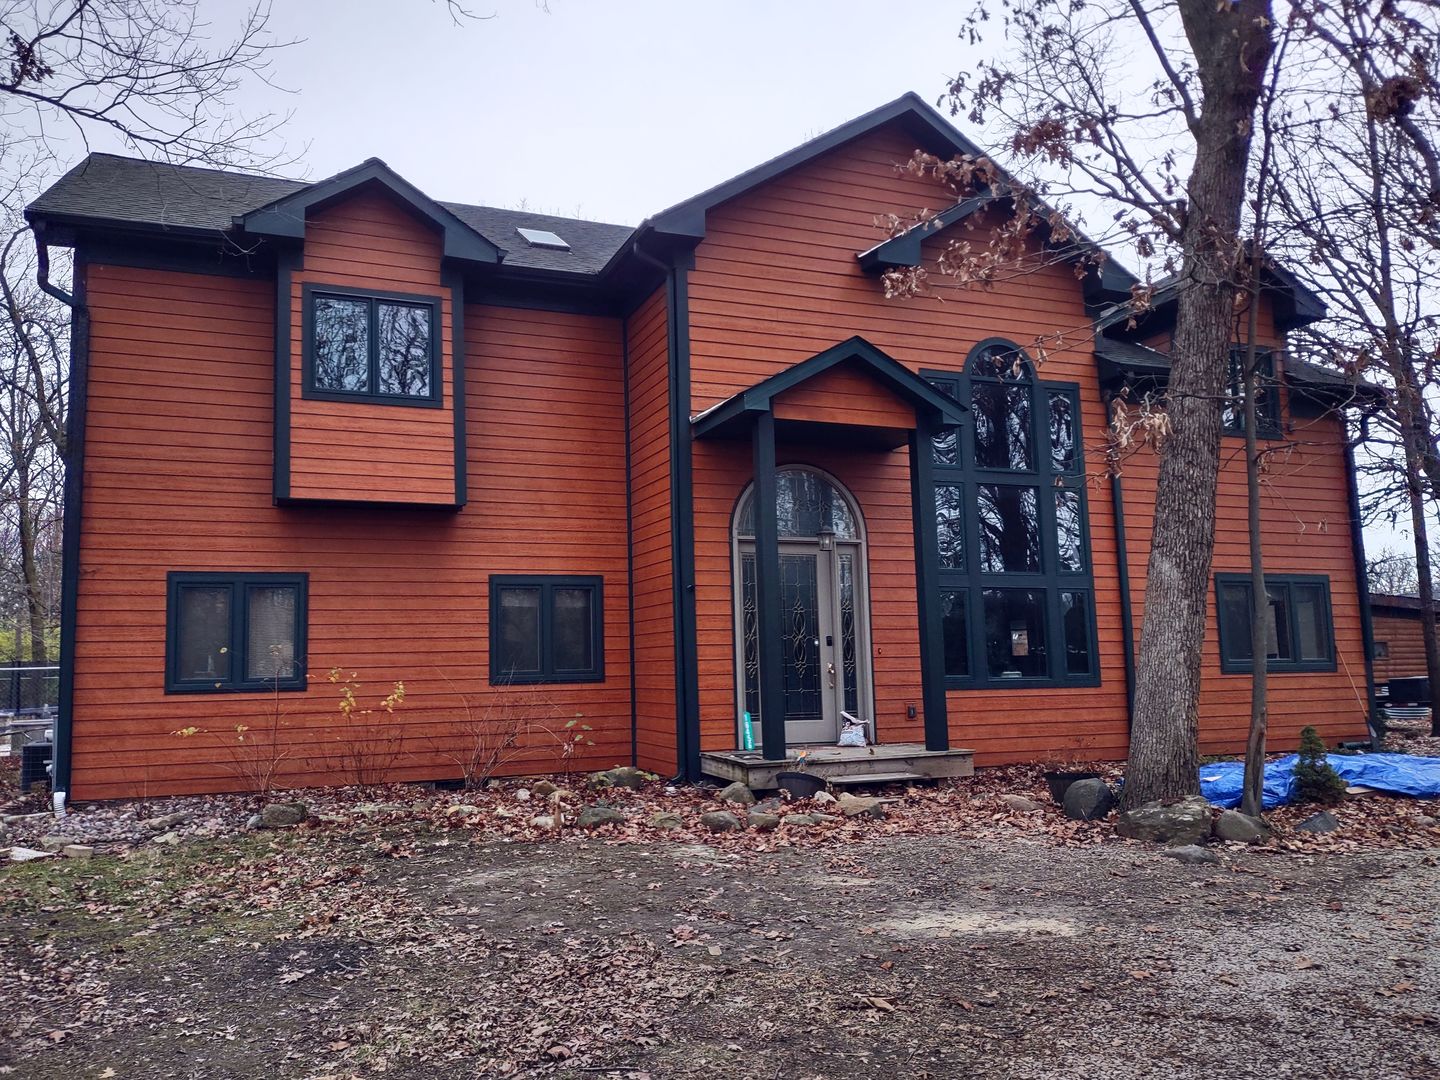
[[1222, 346, 1280, 437], [305, 285, 440, 404]]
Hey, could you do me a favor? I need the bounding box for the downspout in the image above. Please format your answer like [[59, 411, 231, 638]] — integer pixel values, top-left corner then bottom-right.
[[35, 229, 87, 802], [620, 316, 639, 767], [1103, 387, 1137, 726], [1342, 428, 1380, 744]]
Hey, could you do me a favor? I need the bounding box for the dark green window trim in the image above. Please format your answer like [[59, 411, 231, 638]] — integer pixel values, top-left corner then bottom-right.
[[1215, 573, 1336, 674], [489, 575, 605, 685], [923, 341, 1100, 690], [165, 572, 309, 694], [301, 282, 443, 407], [1223, 346, 1282, 439]]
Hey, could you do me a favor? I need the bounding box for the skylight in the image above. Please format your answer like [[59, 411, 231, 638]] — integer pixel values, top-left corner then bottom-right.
[[516, 227, 570, 251]]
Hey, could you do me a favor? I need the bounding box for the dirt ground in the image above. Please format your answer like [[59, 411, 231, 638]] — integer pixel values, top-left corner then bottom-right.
[[2, 799, 1438, 1080]]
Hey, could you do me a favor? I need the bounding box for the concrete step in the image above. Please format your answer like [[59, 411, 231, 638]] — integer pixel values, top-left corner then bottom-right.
[[828, 772, 931, 787]]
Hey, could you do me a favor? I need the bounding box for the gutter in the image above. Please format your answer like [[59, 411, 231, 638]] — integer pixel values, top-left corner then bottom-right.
[[1103, 390, 1138, 726]]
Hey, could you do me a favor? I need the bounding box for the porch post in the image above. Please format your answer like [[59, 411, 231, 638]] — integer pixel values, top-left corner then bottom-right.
[[909, 413, 949, 750], [752, 410, 786, 760]]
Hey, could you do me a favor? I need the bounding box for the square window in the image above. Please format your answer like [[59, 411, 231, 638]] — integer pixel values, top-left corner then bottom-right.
[[312, 296, 370, 392], [306, 287, 439, 404], [377, 301, 433, 396], [167, 573, 307, 693], [1215, 575, 1334, 673], [983, 588, 1048, 679], [1223, 347, 1281, 436], [490, 576, 604, 684], [978, 484, 1040, 572]]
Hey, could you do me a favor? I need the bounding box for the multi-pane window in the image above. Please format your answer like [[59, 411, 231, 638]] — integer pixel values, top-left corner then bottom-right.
[[1215, 574, 1335, 673], [306, 286, 439, 403], [166, 573, 308, 692], [924, 341, 1097, 687], [489, 576, 604, 684], [1222, 346, 1281, 436]]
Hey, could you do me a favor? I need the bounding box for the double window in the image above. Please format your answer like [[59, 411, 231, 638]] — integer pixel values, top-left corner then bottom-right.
[[1222, 346, 1280, 437], [166, 573, 308, 693], [925, 341, 1097, 688], [304, 284, 440, 405], [1215, 574, 1335, 673], [489, 576, 604, 684]]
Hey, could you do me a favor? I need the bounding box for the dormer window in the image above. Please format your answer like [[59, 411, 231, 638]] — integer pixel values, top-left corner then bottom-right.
[[303, 285, 441, 405]]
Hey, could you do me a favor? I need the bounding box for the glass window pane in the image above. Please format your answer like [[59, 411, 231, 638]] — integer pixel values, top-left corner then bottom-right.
[[1061, 591, 1092, 675], [969, 343, 1028, 381], [737, 468, 857, 540], [978, 484, 1040, 572], [983, 588, 1047, 678], [1294, 585, 1328, 660], [839, 554, 859, 713], [972, 383, 1033, 470], [377, 302, 432, 396], [1217, 582, 1252, 662], [940, 588, 970, 678], [936, 483, 965, 571], [313, 296, 370, 391], [1266, 587, 1291, 660], [552, 587, 595, 672], [927, 377, 961, 465], [1055, 490, 1085, 572], [246, 585, 299, 681], [496, 587, 541, 676], [177, 586, 231, 683], [1048, 391, 1076, 472]]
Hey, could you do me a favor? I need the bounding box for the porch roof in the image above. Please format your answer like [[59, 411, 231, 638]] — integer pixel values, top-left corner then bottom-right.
[[690, 336, 966, 449]]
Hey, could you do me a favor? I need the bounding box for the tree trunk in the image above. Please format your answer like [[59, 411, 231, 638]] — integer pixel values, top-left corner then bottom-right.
[[1240, 314, 1269, 818], [16, 490, 47, 666], [1402, 429, 1440, 736], [1124, 0, 1276, 810]]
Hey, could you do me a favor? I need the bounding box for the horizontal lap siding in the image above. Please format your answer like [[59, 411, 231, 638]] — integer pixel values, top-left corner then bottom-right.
[[1121, 332, 1371, 753], [288, 191, 456, 505], [625, 289, 678, 774], [686, 126, 1130, 764], [72, 263, 630, 799], [772, 363, 915, 428], [1371, 611, 1430, 683]]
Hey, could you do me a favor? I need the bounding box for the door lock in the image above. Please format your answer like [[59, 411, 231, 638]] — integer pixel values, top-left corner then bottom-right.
[[827, 662, 837, 688]]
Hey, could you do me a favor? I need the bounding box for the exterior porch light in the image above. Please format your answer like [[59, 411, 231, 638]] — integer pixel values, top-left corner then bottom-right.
[[818, 524, 836, 552]]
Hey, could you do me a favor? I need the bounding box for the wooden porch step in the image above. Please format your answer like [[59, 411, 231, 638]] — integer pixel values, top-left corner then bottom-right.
[[827, 772, 931, 787], [700, 743, 974, 791]]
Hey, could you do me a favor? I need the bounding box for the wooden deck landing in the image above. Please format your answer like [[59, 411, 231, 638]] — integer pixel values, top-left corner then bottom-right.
[[700, 743, 975, 791]]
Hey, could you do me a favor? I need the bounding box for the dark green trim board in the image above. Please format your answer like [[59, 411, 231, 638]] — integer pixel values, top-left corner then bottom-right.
[[299, 282, 444, 408], [751, 411, 785, 760], [909, 413, 950, 749], [52, 245, 89, 798], [165, 572, 310, 693], [1102, 391, 1138, 723], [272, 247, 299, 502], [487, 575, 605, 685], [443, 268, 468, 507], [620, 316, 639, 765], [71, 235, 276, 279], [1343, 437, 1379, 736]]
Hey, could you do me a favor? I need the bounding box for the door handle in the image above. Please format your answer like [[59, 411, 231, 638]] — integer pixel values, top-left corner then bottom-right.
[[827, 662, 836, 688]]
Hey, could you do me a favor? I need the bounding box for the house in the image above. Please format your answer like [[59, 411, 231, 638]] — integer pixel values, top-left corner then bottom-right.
[[26, 93, 1377, 801], [1370, 593, 1437, 687]]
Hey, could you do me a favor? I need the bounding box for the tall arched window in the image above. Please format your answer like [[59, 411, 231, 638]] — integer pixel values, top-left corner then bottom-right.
[[923, 340, 1097, 687]]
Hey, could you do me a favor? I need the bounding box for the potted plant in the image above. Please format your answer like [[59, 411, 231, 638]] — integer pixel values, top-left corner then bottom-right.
[[1040, 760, 1101, 805]]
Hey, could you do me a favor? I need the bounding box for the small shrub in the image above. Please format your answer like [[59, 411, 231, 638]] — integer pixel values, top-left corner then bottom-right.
[[1293, 726, 1347, 806]]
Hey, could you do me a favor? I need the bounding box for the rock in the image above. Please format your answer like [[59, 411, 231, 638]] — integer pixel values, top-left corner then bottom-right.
[[1214, 809, 1271, 844], [531, 780, 559, 799], [547, 788, 577, 805], [1159, 844, 1220, 865], [754, 798, 783, 814], [717, 781, 757, 807], [781, 813, 818, 827], [353, 802, 403, 818], [1063, 779, 1116, 822], [1416, 814, 1437, 828], [747, 812, 781, 832], [141, 810, 191, 831], [1296, 810, 1340, 834], [1000, 794, 1043, 813], [152, 831, 182, 846], [590, 766, 648, 790], [700, 810, 743, 833], [812, 790, 837, 806], [39, 835, 75, 853], [446, 804, 483, 818], [530, 815, 556, 829], [514, 788, 531, 803], [576, 805, 626, 830], [1116, 795, 1212, 846], [810, 812, 840, 823], [836, 793, 886, 819], [8, 846, 54, 862], [647, 811, 685, 830], [62, 844, 94, 859], [259, 802, 308, 829], [246, 814, 263, 830]]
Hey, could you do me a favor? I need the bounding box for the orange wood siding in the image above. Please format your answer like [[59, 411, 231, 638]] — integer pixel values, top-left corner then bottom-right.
[[71, 261, 631, 799], [685, 126, 1132, 764], [625, 288, 679, 774], [1118, 303, 1371, 753], [772, 362, 916, 429], [1368, 610, 1431, 684], [287, 190, 457, 505]]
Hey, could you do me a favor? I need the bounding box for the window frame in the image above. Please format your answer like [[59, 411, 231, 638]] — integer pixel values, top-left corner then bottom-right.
[[1214, 573, 1336, 674], [301, 282, 443, 407], [165, 572, 309, 694], [1222, 345, 1283, 440], [488, 575, 605, 685], [923, 343, 1100, 691]]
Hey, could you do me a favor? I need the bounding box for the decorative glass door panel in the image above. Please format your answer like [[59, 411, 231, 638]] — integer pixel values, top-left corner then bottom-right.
[[780, 553, 825, 735]]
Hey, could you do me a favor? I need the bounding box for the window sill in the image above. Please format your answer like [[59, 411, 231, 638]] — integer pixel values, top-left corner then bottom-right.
[[165, 681, 308, 695], [490, 673, 605, 687], [944, 673, 1102, 691], [1218, 661, 1336, 676], [301, 387, 444, 409]]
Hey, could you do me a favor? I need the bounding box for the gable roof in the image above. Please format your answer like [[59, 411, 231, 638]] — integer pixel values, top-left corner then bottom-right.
[[25, 153, 635, 275], [236, 158, 503, 265]]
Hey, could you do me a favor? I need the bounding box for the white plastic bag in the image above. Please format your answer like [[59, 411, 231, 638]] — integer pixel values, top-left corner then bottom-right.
[[837, 716, 868, 748]]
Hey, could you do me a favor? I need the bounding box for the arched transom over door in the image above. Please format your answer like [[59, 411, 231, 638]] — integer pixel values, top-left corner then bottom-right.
[[733, 467, 873, 745]]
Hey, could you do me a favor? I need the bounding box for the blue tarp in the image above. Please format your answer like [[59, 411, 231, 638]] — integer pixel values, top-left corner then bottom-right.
[[1199, 753, 1440, 809]]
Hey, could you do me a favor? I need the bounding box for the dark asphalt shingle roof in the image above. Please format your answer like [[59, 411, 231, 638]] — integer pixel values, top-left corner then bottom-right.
[[27, 153, 635, 276]]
